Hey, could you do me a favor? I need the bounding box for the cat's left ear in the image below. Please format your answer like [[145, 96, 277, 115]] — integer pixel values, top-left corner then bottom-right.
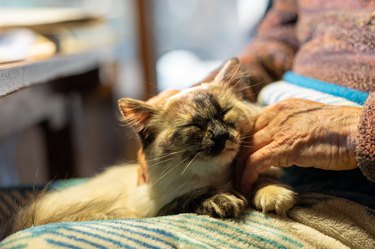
[[214, 57, 255, 101], [118, 98, 158, 146]]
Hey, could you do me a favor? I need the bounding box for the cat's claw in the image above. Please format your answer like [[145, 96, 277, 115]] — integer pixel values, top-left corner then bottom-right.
[[253, 184, 296, 216], [197, 191, 247, 218]]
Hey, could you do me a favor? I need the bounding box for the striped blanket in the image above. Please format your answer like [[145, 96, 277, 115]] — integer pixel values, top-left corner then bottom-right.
[[1, 75, 375, 248], [1, 188, 374, 249]]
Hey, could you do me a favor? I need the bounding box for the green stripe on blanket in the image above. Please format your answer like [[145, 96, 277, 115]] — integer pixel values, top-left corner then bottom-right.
[[2, 192, 375, 249]]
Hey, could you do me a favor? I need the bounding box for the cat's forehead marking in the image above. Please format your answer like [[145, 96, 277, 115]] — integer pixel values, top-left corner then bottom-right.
[[168, 83, 215, 101], [192, 92, 220, 111]]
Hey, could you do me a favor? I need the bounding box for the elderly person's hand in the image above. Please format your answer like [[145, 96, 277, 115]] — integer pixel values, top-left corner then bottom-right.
[[240, 98, 363, 194]]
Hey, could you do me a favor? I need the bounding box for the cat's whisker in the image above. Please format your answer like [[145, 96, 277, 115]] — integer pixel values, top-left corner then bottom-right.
[[248, 80, 266, 88], [237, 86, 255, 93], [157, 156, 181, 176], [240, 136, 254, 141], [226, 63, 241, 87], [220, 65, 245, 99], [148, 157, 177, 169], [240, 133, 254, 138], [241, 132, 256, 137], [240, 141, 253, 145], [150, 157, 191, 186], [240, 145, 254, 148], [240, 142, 254, 147], [240, 139, 252, 143], [146, 149, 186, 163], [156, 149, 187, 157], [181, 152, 201, 176], [240, 140, 253, 144], [240, 141, 254, 146], [232, 75, 244, 89], [150, 166, 179, 187]]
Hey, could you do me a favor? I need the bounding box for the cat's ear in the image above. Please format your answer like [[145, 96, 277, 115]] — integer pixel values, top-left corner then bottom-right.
[[214, 57, 255, 101], [118, 98, 158, 146]]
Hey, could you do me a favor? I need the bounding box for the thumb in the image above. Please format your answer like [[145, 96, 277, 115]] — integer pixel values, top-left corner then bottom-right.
[[239, 165, 259, 197], [240, 144, 284, 195], [249, 144, 280, 173]]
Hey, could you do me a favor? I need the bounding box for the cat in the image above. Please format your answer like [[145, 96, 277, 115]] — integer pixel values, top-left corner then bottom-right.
[[9, 58, 296, 236]]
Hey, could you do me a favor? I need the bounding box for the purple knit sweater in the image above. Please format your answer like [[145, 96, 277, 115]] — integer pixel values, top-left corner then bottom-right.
[[239, 0, 375, 181]]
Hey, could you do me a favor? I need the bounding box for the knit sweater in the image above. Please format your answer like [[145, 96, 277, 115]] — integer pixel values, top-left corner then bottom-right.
[[239, 0, 375, 182]]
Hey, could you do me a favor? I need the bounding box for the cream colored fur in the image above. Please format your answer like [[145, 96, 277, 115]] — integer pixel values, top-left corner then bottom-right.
[[12, 165, 139, 232]]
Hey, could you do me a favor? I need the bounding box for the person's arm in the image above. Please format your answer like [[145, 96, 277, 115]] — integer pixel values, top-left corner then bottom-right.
[[356, 92, 375, 182], [239, 0, 299, 95], [202, 0, 299, 97]]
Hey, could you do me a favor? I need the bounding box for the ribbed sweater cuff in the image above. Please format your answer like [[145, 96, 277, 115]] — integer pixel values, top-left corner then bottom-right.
[[356, 92, 375, 182]]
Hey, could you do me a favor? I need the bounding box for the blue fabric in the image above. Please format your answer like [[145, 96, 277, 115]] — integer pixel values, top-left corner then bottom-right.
[[257, 81, 361, 107], [283, 71, 369, 105]]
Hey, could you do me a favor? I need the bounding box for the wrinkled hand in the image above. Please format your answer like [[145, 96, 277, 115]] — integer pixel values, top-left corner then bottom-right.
[[240, 98, 362, 194]]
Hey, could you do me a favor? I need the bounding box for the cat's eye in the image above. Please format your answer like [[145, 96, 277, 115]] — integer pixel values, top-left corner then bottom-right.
[[221, 107, 232, 117], [221, 107, 236, 127], [182, 123, 204, 131], [226, 121, 236, 128]]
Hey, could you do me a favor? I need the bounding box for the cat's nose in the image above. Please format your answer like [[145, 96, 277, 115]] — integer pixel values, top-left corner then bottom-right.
[[211, 131, 229, 155]]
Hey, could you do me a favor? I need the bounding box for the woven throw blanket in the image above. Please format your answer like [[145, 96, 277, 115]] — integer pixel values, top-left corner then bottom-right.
[[1, 191, 374, 249]]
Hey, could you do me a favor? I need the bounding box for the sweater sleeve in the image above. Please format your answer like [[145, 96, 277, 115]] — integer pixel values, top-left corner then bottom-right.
[[201, 0, 299, 96], [239, 0, 299, 95], [356, 92, 375, 182]]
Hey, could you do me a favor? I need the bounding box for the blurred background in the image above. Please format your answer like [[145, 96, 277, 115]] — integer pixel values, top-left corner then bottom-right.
[[0, 0, 270, 186]]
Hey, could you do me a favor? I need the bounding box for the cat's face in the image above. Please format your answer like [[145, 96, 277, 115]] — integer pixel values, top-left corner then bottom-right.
[[119, 58, 259, 185], [160, 87, 241, 161]]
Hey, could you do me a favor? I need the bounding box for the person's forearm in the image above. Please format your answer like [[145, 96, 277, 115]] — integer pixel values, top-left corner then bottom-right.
[[239, 0, 299, 95], [202, 0, 299, 97]]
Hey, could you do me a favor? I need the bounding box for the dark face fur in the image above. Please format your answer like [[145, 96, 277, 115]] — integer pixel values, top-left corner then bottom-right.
[[154, 89, 249, 168], [160, 91, 236, 159]]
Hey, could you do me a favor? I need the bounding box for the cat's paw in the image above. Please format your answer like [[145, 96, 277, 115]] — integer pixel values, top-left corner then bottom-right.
[[253, 184, 296, 216], [197, 191, 247, 218]]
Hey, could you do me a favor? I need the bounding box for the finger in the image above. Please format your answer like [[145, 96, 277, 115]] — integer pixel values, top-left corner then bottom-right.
[[254, 105, 279, 131], [239, 163, 259, 196], [249, 143, 292, 173], [240, 145, 278, 196], [251, 128, 274, 153], [250, 149, 277, 174], [234, 152, 248, 190]]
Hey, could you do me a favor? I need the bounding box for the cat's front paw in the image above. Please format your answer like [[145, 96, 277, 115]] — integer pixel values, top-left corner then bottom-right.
[[253, 184, 296, 216], [197, 191, 247, 218]]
